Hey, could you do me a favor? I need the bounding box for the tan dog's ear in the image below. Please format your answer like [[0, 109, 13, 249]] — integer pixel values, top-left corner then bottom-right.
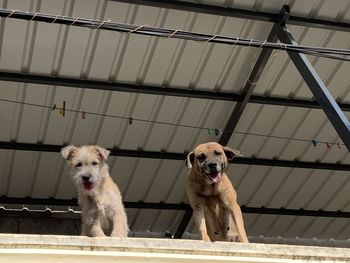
[[61, 145, 77, 161], [222, 146, 242, 161], [94, 146, 110, 161], [185, 151, 195, 169]]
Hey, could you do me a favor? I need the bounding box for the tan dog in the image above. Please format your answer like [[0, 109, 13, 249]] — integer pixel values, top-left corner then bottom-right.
[[61, 145, 128, 237], [186, 142, 248, 242]]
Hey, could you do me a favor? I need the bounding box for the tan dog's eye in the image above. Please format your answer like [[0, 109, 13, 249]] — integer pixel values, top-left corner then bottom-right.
[[197, 154, 206, 162], [92, 161, 98, 166], [75, 162, 82, 168], [214, 150, 222, 156]]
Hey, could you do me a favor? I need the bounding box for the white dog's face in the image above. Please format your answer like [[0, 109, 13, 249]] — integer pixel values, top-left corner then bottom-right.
[[61, 145, 110, 194]]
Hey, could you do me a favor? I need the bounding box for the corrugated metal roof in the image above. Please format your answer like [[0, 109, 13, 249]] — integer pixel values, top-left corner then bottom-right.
[[0, 0, 349, 242]]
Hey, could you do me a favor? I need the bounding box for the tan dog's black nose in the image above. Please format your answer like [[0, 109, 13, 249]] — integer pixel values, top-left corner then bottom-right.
[[207, 162, 218, 169]]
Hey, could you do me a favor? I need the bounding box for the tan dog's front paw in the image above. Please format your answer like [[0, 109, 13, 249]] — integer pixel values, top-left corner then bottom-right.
[[239, 237, 249, 243], [201, 234, 211, 242]]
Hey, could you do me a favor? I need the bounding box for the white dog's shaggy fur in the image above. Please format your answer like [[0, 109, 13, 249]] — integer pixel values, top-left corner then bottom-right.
[[61, 145, 128, 237]]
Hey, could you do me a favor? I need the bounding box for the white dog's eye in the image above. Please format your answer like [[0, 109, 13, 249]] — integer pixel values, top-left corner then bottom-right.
[[92, 161, 98, 166], [75, 162, 82, 168]]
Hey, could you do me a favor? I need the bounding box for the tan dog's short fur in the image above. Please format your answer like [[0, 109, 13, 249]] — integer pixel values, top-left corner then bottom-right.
[[186, 142, 248, 242], [61, 145, 128, 237]]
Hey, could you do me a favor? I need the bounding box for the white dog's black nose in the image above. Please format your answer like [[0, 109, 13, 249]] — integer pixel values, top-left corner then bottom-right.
[[81, 175, 91, 182]]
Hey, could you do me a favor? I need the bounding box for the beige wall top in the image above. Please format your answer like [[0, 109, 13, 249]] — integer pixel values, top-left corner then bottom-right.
[[0, 234, 349, 263]]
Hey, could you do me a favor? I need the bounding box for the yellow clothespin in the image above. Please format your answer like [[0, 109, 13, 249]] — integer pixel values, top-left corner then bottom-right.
[[59, 101, 66, 117]]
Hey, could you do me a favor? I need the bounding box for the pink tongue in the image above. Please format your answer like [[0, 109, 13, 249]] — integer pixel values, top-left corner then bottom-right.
[[83, 182, 93, 190], [209, 172, 220, 183]]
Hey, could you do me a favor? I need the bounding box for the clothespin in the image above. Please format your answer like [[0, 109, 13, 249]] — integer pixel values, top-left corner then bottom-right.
[[214, 129, 219, 136], [336, 142, 342, 149], [129, 117, 133, 125], [82, 111, 86, 119], [311, 140, 318, 147], [325, 142, 331, 149], [214, 129, 223, 136], [52, 104, 57, 111], [207, 129, 213, 135], [59, 101, 66, 117]]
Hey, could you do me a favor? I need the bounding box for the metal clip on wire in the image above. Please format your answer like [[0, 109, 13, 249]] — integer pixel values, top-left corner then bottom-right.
[[168, 29, 179, 38], [206, 34, 217, 43], [71, 17, 79, 25], [7, 9, 17, 18], [128, 24, 145, 34], [30, 12, 38, 21]]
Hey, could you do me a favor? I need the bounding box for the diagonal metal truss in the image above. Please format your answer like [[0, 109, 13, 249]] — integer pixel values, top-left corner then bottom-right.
[[276, 24, 350, 152], [219, 6, 289, 145]]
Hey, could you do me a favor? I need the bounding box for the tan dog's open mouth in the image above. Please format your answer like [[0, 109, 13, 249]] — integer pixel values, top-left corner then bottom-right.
[[207, 172, 221, 183], [83, 182, 94, 190]]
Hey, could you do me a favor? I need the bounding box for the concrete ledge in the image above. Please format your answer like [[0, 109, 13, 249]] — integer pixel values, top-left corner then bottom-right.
[[0, 234, 349, 262]]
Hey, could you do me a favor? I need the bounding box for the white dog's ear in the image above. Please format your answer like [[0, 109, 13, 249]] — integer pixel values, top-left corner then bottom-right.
[[185, 151, 195, 169], [94, 146, 110, 161], [222, 146, 242, 161], [61, 145, 77, 161]]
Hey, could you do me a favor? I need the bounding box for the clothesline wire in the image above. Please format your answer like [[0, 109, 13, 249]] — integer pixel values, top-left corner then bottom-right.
[[0, 97, 344, 147], [0, 8, 350, 61]]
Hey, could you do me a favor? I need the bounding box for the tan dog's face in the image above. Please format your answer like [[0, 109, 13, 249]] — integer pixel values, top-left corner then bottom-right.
[[186, 142, 241, 184], [61, 145, 110, 194]]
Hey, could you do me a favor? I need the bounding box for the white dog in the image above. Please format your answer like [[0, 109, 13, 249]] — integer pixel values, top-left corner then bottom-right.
[[61, 145, 128, 237]]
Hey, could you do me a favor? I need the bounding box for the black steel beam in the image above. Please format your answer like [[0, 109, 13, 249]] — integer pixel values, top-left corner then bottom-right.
[[289, 15, 350, 33], [2, 71, 350, 111], [0, 207, 80, 219], [241, 206, 350, 218], [0, 196, 189, 210], [111, 1, 350, 32], [0, 71, 240, 102], [0, 141, 186, 160], [1, 197, 350, 218], [0, 196, 79, 207], [124, 201, 188, 211], [219, 7, 289, 145], [249, 95, 349, 111], [113, 0, 277, 22], [174, 209, 193, 239], [232, 157, 350, 171], [1, 141, 350, 170], [276, 25, 350, 152]]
